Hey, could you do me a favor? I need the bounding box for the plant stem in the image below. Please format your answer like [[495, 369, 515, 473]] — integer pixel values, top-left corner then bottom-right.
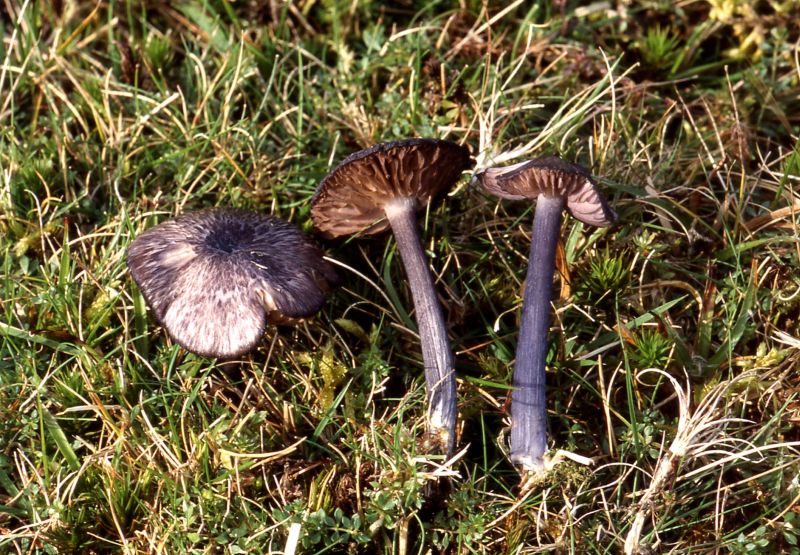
[[384, 197, 456, 453], [511, 194, 565, 471]]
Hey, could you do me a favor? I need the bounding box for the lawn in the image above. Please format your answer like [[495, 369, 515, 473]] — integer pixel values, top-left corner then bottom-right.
[[2, 1, 800, 553]]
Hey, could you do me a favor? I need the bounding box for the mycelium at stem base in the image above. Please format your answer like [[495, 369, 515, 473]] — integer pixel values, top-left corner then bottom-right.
[[384, 197, 457, 454], [510, 194, 565, 472]]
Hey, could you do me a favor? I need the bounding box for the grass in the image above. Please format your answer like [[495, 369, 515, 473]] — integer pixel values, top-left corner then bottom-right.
[[1, 0, 800, 552]]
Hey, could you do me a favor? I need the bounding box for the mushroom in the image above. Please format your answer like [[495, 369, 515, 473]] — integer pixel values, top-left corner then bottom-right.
[[478, 156, 617, 473], [311, 138, 472, 453], [127, 207, 338, 358]]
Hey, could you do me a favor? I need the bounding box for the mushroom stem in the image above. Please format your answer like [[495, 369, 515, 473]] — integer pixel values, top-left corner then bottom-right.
[[511, 194, 565, 471], [384, 197, 457, 453]]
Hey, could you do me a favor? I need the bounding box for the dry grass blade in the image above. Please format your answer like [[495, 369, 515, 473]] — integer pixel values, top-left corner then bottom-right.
[[624, 370, 759, 554]]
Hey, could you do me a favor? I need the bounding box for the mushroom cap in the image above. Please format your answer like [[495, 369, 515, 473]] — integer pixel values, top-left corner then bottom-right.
[[126, 208, 338, 358], [479, 156, 617, 226], [311, 138, 472, 238]]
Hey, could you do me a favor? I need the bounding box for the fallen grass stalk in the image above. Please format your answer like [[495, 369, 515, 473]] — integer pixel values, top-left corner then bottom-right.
[[624, 369, 762, 554]]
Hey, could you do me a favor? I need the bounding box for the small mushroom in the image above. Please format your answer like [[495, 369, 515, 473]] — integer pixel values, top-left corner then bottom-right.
[[127, 207, 338, 358], [311, 138, 472, 453], [479, 156, 617, 473]]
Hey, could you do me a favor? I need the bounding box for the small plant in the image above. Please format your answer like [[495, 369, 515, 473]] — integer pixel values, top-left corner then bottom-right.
[[630, 328, 673, 370], [782, 511, 800, 553], [731, 526, 774, 554], [617, 407, 666, 460], [636, 25, 682, 75], [723, 507, 800, 554], [144, 32, 173, 74], [578, 248, 630, 303]]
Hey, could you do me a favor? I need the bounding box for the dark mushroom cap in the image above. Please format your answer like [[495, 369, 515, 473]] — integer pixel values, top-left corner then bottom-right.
[[479, 156, 617, 226], [311, 138, 472, 238], [126, 208, 338, 358]]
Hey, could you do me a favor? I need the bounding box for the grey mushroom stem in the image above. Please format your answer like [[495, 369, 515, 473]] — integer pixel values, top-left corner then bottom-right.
[[384, 197, 457, 453], [511, 194, 566, 471]]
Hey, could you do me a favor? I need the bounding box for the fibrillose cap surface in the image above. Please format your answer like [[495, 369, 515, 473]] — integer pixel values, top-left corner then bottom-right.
[[479, 156, 617, 227], [311, 138, 472, 239], [127, 208, 338, 358]]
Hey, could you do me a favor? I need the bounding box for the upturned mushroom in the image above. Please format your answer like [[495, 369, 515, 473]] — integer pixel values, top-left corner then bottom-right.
[[127, 207, 338, 358], [478, 156, 617, 473], [311, 138, 472, 453]]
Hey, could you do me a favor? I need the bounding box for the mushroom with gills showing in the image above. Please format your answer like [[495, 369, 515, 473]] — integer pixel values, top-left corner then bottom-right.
[[478, 156, 617, 474], [127, 207, 338, 359], [311, 138, 472, 454]]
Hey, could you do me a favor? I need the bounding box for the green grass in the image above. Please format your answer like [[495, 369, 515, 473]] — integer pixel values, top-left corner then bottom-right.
[[2, 0, 800, 553]]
